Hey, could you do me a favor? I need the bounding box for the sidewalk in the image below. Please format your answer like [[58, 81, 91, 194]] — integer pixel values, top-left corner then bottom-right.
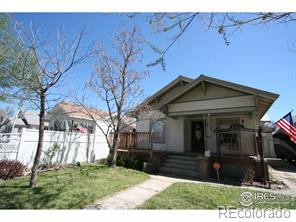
[[85, 176, 173, 209]]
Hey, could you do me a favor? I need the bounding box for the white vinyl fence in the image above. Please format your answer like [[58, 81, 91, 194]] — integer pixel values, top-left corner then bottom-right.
[[0, 128, 109, 168], [0, 133, 21, 160]]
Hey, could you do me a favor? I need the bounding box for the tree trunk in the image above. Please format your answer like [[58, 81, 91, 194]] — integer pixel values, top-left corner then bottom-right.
[[30, 91, 45, 188], [111, 132, 120, 168]]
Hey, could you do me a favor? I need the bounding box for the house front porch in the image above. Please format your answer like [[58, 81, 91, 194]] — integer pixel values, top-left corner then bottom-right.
[[115, 120, 267, 182]]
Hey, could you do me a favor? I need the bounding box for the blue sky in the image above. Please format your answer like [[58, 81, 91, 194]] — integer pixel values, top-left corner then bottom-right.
[[2, 13, 296, 120]]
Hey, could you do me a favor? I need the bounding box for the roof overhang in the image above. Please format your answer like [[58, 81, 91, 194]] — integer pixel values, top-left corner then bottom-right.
[[157, 75, 279, 118]]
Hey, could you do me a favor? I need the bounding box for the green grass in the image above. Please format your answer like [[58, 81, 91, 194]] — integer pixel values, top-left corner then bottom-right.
[[139, 182, 296, 209], [0, 164, 148, 209]]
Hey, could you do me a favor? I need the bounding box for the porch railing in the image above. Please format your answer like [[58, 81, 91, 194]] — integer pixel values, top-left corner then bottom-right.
[[109, 131, 153, 157], [215, 124, 258, 157]]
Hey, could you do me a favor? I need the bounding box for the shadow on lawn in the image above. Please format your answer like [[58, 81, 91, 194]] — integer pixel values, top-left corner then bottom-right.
[[0, 165, 109, 209], [0, 185, 63, 209]]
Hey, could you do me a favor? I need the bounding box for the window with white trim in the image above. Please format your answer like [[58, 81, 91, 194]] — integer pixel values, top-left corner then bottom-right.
[[150, 119, 165, 143]]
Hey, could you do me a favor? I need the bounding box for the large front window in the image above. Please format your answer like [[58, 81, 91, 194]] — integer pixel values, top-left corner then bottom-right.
[[150, 119, 165, 143]]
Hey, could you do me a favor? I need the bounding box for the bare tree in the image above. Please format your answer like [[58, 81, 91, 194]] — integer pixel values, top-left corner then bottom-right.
[[3, 20, 94, 187], [82, 27, 148, 167], [144, 13, 296, 70], [0, 107, 14, 131]]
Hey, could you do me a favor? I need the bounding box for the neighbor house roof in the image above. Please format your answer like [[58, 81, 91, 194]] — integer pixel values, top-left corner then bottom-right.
[[14, 111, 49, 127], [146, 74, 279, 118], [48, 102, 109, 121]]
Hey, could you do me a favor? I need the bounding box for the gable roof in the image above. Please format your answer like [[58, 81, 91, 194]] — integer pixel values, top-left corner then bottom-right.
[[166, 75, 279, 104], [147, 74, 279, 118], [145, 75, 193, 105], [48, 103, 109, 120]]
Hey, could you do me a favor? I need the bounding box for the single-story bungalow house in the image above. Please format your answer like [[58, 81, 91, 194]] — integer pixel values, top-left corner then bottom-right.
[[46, 102, 109, 134], [47, 102, 136, 134], [119, 74, 279, 180]]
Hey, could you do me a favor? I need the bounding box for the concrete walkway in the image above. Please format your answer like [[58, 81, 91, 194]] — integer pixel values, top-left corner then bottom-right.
[[85, 176, 173, 209]]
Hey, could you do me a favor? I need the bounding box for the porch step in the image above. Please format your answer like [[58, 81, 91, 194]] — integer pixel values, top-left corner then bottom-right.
[[160, 166, 200, 178], [159, 153, 199, 178], [162, 162, 197, 171], [166, 159, 197, 167], [168, 154, 197, 161]]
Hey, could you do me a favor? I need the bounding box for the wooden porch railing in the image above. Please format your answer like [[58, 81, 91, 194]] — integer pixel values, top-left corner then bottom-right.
[[109, 131, 153, 158]]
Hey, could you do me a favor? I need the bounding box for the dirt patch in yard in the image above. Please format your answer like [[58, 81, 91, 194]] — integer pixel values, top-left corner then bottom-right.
[[269, 161, 296, 196]]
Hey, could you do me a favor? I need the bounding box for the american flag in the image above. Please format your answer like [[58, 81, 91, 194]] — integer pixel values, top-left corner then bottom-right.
[[76, 124, 88, 133], [276, 112, 296, 143]]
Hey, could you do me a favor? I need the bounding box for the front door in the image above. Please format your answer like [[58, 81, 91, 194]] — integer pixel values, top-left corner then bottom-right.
[[191, 121, 205, 153]]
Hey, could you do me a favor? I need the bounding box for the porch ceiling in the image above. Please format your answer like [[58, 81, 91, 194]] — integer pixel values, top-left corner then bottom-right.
[[167, 107, 256, 117]]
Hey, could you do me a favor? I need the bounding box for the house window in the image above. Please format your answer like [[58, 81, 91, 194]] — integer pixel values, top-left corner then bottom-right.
[[53, 120, 67, 131], [150, 119, 165, 143], [217, 118, 240, 151]]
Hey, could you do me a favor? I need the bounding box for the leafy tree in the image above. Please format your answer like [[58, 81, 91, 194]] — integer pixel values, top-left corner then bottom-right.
[[0, 14, 24, 101]]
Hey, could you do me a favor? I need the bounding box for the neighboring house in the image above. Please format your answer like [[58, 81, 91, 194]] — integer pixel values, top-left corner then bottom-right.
[[12, 111, 49, 133], [260, 113, 272, 124], [46, 102, 109, 134], [130, 74, 279, 180]]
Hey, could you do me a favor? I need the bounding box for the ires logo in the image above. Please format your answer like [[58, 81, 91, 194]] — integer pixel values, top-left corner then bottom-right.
[[239, 191, 289, 207]]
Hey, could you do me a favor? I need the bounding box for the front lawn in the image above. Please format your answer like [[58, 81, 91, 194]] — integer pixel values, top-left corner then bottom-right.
[[139, 182, 296, 209], [0, 164, 148, 209]]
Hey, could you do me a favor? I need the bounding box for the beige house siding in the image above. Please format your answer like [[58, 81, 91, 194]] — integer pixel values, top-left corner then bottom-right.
[[147, 80, 190, 109], [157, 83, 188, 105], [174, 83, 248, 103], [165, 116, 184, 152], [136, 111, 167, 151], [168, 95, 255, 114]]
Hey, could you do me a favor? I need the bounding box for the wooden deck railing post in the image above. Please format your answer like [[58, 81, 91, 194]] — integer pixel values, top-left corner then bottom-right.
[[149, 130, 153, 160], [257, 127, 266, 185], [115, 131, 154, 159]]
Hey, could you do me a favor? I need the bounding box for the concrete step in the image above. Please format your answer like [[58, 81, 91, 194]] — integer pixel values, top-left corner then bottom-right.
[[166, 158, 197, 167], [162, 162, 197, 171], [160, 166, 200, 178], [168, 154, 197, 161]]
